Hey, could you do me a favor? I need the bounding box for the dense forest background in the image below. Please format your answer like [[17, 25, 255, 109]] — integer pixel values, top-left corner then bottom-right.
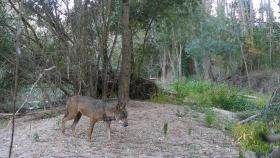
[[3, 1, 280, 156], [1, 0, 280, 112]]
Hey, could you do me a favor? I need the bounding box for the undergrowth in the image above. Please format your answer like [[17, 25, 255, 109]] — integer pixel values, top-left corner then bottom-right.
[[152, 79, 268, 112], [204, 108, 216, 127], [151, 79, 273, 154], [231, 121, 271, 154]]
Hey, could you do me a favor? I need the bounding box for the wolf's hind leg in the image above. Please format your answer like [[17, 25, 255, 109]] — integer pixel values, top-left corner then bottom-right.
[[71, 112, 82, 136], [106, 121, 112, 143], [62, 112, 76, 134], [88, 119, 96, 142]]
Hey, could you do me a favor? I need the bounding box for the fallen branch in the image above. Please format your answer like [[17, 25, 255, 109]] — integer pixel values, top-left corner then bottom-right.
[[238, 88, 278, 124], [0, 113, 21, 119], [238, 112, 261, 124], [22, 107, 64, 122]]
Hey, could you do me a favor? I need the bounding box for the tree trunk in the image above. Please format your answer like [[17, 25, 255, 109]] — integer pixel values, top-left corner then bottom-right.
[[178, 43, 182, 78], [187, 57, 195, 76], [240, 41, 251, 88], [202, 56, 210, 80], [260, 0, 264, 22], [93, 54, 101, 98], [166, 50, 175, 83], [100, 0, 112, 100], [161, 50, 166, 82], [238, 0, 247, 34], [248, 0, 254, 34], [118, 0, 131, 106], [268, 0, 273, 66]]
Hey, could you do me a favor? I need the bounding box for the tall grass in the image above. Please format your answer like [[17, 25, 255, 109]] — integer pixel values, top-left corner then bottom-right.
[[152, 79, 268, 112], [231, 121, 270, 154], [172, 80, 267, 112]]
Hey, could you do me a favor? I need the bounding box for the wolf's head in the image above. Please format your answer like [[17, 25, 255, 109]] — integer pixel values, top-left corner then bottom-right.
[[115, 103, 128, 127]]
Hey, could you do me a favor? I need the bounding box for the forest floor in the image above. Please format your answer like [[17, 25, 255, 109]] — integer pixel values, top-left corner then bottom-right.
[[0, 101, 239, 158]]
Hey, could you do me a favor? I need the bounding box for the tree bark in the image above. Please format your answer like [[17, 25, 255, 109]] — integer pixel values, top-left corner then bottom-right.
[[239, 40, 251, 88], [248, 0, 254, 34], [178, 43, 182, 78], [268, 0, 273, 66], [100, 0, 112, 100], [118, 0, 131, 106], [238, 0, 247, 34]]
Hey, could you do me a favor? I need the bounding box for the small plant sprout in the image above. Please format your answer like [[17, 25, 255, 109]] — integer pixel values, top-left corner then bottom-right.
[[176, 109, 186, 118], [163, 123, 168, 136], [32, 132, 39, 142], [205, 109, 216, 127], [55, 117, 61, 130], [188, 128, 192, 136]]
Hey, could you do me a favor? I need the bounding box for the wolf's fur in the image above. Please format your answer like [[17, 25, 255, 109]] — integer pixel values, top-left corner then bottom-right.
[[260, 133, 280, 158], [260, 133, 280, 143], [61, 95, 128, 142]]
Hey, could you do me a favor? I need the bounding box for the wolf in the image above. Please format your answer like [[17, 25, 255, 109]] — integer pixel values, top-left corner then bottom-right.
[[260, 133, 280, 158], [61, 95, 128, 142]]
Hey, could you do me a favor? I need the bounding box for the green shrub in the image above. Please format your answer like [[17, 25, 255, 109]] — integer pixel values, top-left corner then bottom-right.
[[163, 123, 168, 136], [210, 87, 250, 111], [171, 80, 266, 112], [231, 121, 270, 154], [55, 117, 61, 130], [32, 132, 40, 142], [204, 108, 216, 127], [173, 80, 213, 106], [151, 79, 268, 112], [150, 92, 175, 104]]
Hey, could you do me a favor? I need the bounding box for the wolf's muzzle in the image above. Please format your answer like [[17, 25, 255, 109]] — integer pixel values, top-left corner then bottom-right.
[[123, 122, 128, 127]]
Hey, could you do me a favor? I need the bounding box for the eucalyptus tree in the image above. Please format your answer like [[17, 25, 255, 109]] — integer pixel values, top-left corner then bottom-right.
[[130, 0, 200, 82]]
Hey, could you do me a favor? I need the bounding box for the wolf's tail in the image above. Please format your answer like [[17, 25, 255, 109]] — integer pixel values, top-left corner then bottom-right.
[[64, 110, 69, 118], [260, 133, 280, 143], [63, 98, 71, 117]]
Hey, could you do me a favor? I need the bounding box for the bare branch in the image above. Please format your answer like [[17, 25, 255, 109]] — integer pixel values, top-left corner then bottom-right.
[[7, 0, 43, 49], [6, 66, 56, 128]]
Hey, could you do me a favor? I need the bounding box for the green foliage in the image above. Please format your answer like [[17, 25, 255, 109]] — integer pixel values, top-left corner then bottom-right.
[[176, 109, 187, 117], [0, 2, 14, 95], [163, 123, 168, 136], [188, 128, 192, 136], [32, 132, 40, 142], [151, 79, 267, 112], [173, 80, 212, 105], [54, 117, 61, 130], [172, 80, 265, 112], [0, 84, 66, 113], [204, 108, 216, 127], [133, 43, 161, 77], [211, 87, 253, 111], [150, 92, 176, 104], [186, 11, 241, 58], [231, 122, 270, 154], [0, 119, 8, 129], [237, 110, 261, 120]]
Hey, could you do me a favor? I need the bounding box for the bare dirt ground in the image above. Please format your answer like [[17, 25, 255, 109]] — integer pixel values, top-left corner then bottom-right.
[[0, 101, 239, 158]]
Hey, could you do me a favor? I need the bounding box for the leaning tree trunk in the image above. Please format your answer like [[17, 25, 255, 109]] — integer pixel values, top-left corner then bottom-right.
[[118, 0, 131, 106]]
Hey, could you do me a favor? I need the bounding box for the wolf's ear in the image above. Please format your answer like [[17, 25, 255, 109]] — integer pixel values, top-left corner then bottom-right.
[[116, 103, 121, 110], [116, 103, 126, 110], [120, 103, 126, 109]]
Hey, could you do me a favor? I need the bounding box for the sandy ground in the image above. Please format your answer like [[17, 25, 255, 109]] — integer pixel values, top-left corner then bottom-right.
[[0, 101, 239, 158]]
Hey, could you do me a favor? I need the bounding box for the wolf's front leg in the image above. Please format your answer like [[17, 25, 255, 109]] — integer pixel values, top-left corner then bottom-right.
[[106, 121, 112, 143], [88, 119, 96, 142]]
